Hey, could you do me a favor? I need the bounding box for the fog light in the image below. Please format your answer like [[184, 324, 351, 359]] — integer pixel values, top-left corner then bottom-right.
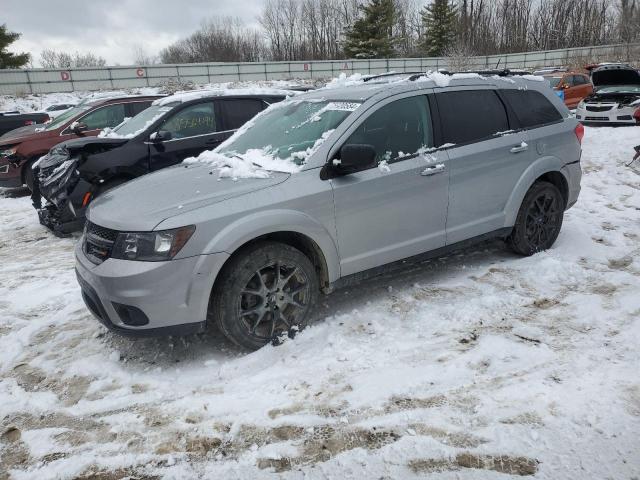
[[112, 302, 149, 326]]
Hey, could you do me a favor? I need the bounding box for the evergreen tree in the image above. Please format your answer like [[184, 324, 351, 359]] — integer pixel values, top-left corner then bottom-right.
[[420, 0, 458, 57], [344, 0, 396, 59], [0, 24, 30, 69]]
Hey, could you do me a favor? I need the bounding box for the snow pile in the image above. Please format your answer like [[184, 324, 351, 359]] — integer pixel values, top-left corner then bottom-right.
[[324, 72, 365, 89], [184, 149, 300, 180]]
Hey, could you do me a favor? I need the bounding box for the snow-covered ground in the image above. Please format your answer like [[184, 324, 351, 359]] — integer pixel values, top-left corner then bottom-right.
[[0, 125, 639, 479]]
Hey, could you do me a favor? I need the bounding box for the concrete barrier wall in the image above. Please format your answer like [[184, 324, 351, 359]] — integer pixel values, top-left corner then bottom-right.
[[1, 42, 639, 95]]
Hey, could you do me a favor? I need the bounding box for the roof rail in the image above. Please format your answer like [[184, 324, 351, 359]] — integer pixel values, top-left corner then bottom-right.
[[362, 71, 429, 82]]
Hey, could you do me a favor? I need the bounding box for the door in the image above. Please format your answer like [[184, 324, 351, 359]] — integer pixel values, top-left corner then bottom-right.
[[148, 101, 225, 171], [572, 74, 592, 103], [563, 75, 581, 108], [436, 88, 529, 244], [330, 94, 449, 276]]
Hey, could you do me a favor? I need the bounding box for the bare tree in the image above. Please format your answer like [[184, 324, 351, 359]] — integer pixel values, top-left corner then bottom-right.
[[40, 49, 107, 68]]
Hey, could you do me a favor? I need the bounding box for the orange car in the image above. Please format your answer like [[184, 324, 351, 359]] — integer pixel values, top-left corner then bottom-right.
[[542, 71, 593, 109]]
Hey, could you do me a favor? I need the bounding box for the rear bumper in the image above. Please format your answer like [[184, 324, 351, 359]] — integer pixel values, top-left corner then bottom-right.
[[75, 240, 230, 336], [562, 161, 582, 209]]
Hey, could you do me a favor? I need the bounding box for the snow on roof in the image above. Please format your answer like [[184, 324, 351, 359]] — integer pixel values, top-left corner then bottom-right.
[[152, 87, 298, 106], [83, 91, 161, 105]]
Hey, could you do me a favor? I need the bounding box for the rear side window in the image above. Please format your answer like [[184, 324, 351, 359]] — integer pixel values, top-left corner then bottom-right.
[[219, 99, 264, 130], [573, 75, 588, 86], [502, 90, 563, 129], [129, 101, 152, 116], [437, 90, 509, 145]]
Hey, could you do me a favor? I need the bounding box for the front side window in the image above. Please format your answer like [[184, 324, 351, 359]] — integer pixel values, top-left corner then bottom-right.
[[110, 103, 175, 138], [502, 90, 562, 129], [80, 104, 127, 130], [343, 96, 432, 163], [161, 102, 216, 139], [45, 104, 91, 131], [437, 90, 509, 145]]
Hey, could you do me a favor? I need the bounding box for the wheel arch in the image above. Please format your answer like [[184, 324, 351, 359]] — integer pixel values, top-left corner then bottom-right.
[[200, 209, 340, 291], [504, 156, 570, 228]]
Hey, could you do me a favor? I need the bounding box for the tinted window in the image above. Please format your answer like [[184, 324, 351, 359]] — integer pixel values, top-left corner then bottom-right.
[[563, 76, 575, 87], [129, 101, 152, 116], [502, 90, 563, 129], [80, 104, 126, 130], [219, 99, 264, 130], [344, 96, 432, 163], [437, 90, 509, 145], [573, 75, 588, 86], [161, 102, 216, 139]]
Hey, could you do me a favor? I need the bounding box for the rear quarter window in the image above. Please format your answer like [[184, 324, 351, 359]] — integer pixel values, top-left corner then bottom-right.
[[436, 90, 509, 145], [501, 90, 563, 129]]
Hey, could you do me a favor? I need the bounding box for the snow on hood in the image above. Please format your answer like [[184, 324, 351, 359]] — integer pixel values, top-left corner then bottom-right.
[[88, 163, 290, 231]]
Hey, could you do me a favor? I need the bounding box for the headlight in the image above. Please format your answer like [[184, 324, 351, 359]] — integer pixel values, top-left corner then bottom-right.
[[111, 225, 195, 261], [0, 146, 17, 157]]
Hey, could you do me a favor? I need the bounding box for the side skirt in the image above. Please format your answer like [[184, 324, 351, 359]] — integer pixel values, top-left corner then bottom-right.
[[330, 227, 513, 291]]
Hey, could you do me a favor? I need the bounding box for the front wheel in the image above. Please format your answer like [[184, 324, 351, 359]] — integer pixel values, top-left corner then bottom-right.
[[508, 181, 565, 256], [210, 242, 319, 350]]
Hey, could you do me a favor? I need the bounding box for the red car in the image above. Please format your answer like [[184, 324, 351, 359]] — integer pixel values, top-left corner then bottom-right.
[[0, 94, 162, 190]]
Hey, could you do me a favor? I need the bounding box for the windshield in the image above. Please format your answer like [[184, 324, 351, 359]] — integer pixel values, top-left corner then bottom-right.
[[596, 85, 640, 94], [109, 103, 175, 138], [547, 77, 562, 88], [45, 104, 91, 130], [218, 100, 360, 164]]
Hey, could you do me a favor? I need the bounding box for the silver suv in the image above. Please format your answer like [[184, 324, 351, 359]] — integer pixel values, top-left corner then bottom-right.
[[75, 74, 583, 349]]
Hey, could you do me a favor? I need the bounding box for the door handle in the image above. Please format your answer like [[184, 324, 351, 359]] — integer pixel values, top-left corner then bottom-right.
[[510, 142, 529, 154], [421, 164, 446, 176]]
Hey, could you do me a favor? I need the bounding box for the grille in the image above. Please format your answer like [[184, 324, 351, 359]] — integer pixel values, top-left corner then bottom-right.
[[585, 105, 613, 112], [83, 221, 119, 264], [585, 116, 609, 121]]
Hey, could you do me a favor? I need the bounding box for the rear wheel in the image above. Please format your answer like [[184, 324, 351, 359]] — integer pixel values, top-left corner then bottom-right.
[[508, 181, 565, 256], [210, 242, 319, 350]]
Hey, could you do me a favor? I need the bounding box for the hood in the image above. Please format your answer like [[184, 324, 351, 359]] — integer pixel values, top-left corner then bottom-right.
[[592, 66, 640, 88], [0, 124, 41, 141], [87, 163, 290, 231], [58, 136, 128, 154], [0, 126, 57, 147]]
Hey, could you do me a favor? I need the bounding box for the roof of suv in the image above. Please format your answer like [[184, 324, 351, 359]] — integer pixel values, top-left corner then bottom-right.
[[153, 88, 295, 106], [301, 73, 548, 103]]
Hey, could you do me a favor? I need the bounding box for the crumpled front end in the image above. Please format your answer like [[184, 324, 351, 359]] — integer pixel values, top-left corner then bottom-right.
[[32, 145, 84, 236]]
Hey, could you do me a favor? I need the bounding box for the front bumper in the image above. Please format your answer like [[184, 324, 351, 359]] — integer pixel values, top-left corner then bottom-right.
[[75, 240, 230, 336], [576, 103, 638, 124]]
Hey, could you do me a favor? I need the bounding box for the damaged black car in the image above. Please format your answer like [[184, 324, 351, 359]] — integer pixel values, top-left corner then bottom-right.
[[31, 90, 290, 236]]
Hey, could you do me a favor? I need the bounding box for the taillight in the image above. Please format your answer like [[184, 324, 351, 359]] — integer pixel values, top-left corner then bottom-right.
[[633, 107, 640, 122], [574, 123, 584, 144], [24, 120, 34, 126]]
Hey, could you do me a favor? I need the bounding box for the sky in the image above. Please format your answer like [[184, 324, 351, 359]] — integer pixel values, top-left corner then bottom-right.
[[3, 0, 263, 67]]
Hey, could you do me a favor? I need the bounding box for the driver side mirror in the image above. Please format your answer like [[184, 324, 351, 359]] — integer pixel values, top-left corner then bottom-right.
[[333, 144, 376, 174], [149, 130, 172, 142], [71, 121, 88, 134]]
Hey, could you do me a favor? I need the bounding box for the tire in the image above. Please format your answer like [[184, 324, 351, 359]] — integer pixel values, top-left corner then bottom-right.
[[507, 181, 565, 256], [210, 242, 319, 350]]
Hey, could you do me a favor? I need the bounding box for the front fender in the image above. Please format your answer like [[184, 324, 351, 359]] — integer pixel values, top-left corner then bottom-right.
[[503, 155, 570, 227], [203, 209, 341, 283]]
